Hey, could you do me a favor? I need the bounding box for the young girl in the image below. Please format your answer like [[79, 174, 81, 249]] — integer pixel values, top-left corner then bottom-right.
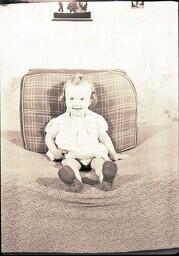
[[45, 74, 128, 192]]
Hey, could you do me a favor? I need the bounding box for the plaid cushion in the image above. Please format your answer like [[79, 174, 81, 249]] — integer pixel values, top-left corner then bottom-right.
[[20, 69, 138, 153]]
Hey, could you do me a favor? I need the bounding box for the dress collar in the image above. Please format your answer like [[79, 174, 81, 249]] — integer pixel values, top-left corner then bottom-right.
[[66, 109, 91, 118]]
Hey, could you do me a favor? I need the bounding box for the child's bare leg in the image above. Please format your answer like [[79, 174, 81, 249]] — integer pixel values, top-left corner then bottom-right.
[[91, 157, 105, 183], [58, 158, 83, 192]]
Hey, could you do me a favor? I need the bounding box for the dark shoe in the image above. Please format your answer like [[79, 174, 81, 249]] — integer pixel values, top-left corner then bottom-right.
[[58, 165, 76, 185], [100, 161, 118, 191], [58, 165, 83, 193], [102, 161, 118, 183]]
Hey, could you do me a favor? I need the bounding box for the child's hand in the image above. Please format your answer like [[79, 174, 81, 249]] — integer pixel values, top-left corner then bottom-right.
[[110, 152, 130, 161], [54, 149, 67, 160]]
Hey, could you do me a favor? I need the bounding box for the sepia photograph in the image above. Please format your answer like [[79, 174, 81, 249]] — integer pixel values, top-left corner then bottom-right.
[[1, 0, 178, 255]]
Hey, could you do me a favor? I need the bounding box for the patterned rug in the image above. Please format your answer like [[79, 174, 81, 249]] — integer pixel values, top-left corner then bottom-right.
[[1, 124, 178, 253]]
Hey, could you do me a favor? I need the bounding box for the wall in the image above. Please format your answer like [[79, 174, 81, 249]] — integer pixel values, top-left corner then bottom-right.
[[0, 1, 178, 131]]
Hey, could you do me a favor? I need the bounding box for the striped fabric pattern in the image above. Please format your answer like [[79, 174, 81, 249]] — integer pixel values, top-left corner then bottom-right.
[[20, 69, 138, 153]]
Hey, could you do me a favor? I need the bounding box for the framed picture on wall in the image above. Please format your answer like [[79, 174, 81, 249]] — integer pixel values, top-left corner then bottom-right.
[[52, 1, 93, 21]]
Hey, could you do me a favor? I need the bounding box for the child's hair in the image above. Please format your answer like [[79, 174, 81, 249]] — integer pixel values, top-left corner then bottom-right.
[[59, 73, 97, 106]]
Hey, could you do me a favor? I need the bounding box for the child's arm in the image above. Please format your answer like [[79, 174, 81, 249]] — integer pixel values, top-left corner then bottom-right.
[[99, 132, 129, 161], [45, 134, 64, 160]]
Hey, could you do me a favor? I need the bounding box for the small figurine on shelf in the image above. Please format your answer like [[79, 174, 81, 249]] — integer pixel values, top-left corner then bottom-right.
[[58, 1, 64, 13], [78, 1, 88, 12], [131, 1, 144, 8], [67, 0, 78, 13], [53, 0, 92, 20]]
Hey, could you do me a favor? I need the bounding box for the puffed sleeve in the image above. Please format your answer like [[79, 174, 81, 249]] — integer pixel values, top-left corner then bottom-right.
[[98, 115, 108, 136], [45, 118, 59, 138]]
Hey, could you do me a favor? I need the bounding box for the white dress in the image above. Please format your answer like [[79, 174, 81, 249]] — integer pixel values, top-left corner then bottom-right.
[[45, 110, 110, 164]]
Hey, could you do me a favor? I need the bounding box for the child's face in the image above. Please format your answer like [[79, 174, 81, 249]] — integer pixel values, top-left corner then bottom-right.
[[65, 82, 92, 117]]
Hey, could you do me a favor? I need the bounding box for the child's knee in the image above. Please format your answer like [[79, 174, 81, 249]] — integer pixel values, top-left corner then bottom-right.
[[91, 157, 105, 169], [62, 158, 81, 170]]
